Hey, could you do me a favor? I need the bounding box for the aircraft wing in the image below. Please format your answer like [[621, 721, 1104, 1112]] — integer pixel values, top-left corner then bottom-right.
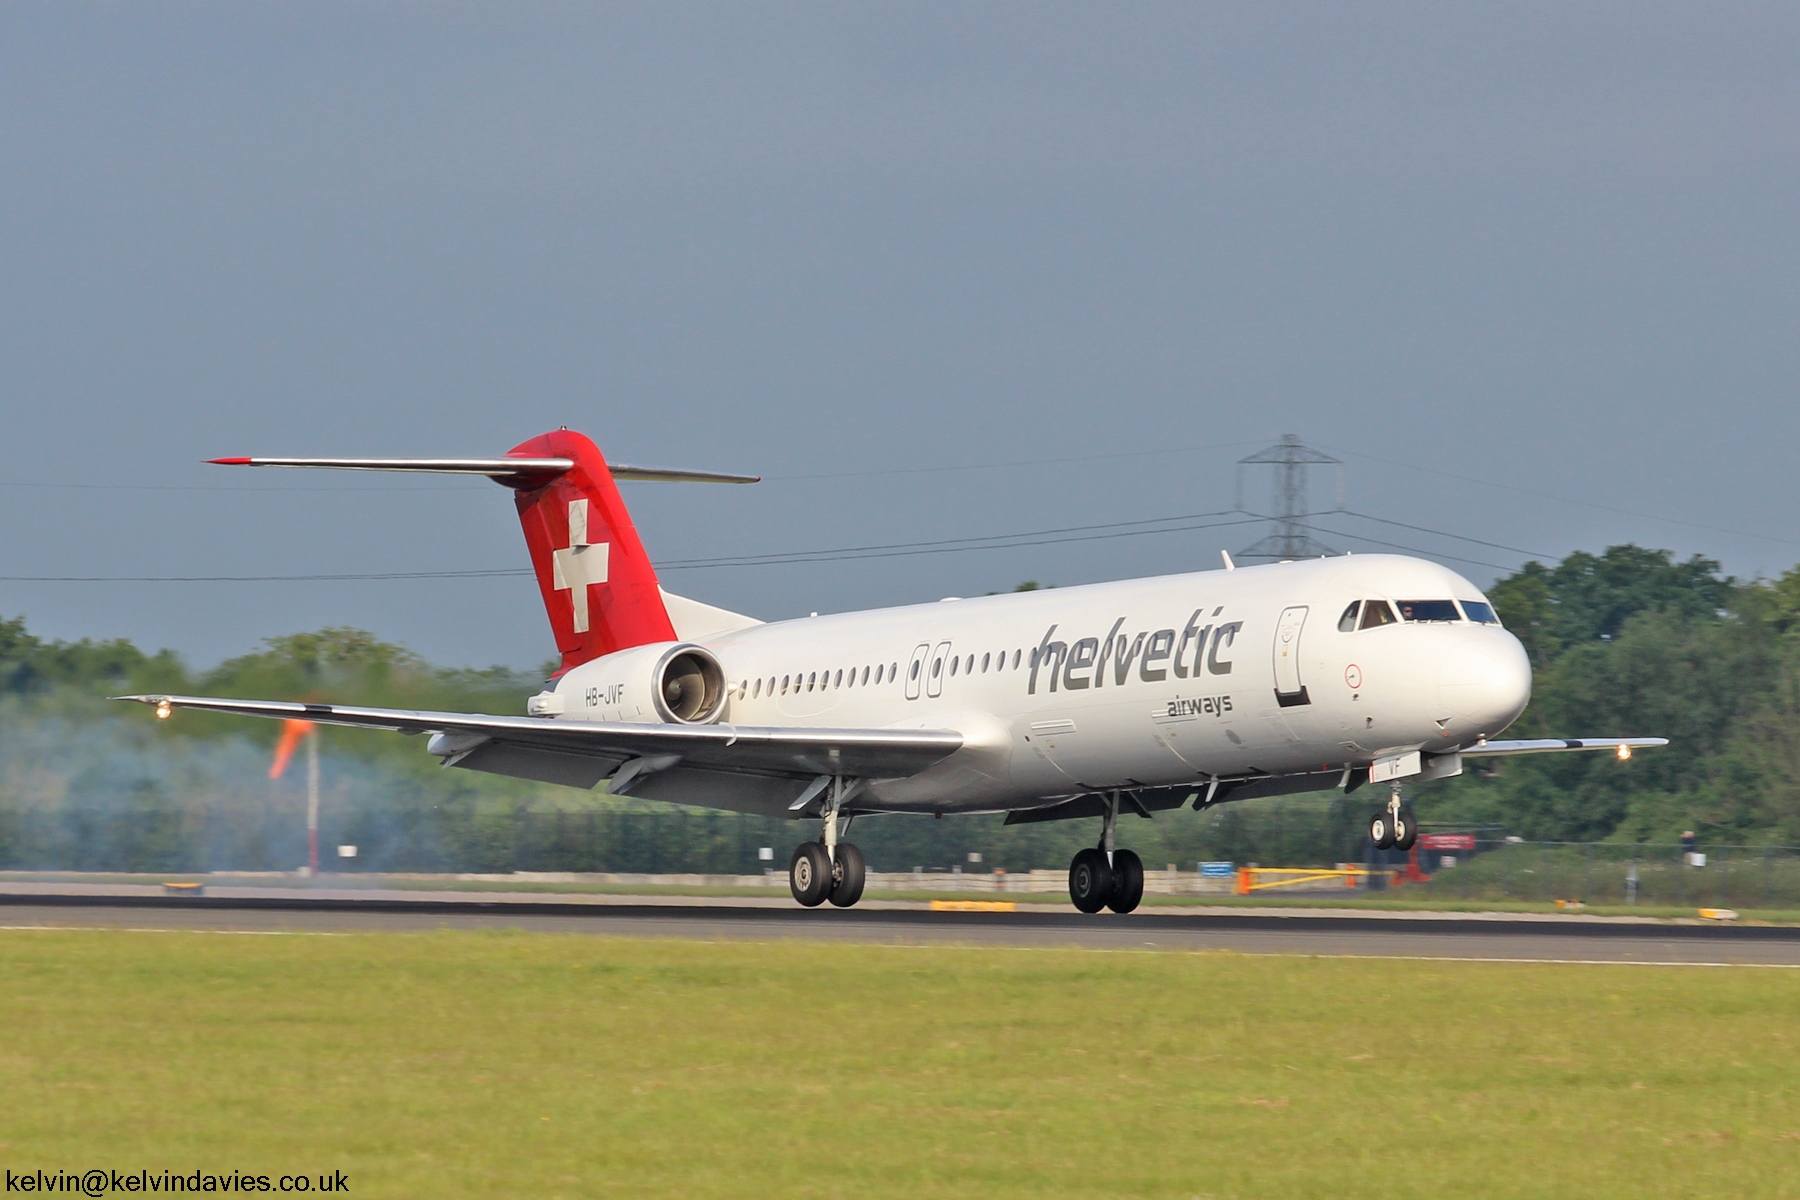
[[1462, 737, 1669, 758], [117, 694, 963, 786]]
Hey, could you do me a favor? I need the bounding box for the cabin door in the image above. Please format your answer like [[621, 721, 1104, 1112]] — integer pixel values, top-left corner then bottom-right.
[[1272, 605, 1311, 707]]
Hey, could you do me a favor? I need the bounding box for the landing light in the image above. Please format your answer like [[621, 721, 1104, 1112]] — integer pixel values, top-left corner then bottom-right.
[[155, 699, 172, 721], [1616, 744, 1631, 761]]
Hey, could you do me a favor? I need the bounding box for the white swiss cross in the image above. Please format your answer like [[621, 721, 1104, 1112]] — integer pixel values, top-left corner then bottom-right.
[[551, 499, 609, 633]]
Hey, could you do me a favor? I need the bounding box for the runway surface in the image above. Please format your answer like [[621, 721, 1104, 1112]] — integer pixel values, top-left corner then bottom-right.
[[4, 892, 1799, 965]]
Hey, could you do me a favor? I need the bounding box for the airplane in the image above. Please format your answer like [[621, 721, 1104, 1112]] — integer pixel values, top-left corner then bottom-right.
[[125, 428, 1666, 912]]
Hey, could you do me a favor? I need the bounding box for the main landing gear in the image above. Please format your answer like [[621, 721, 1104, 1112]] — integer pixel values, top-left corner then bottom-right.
[[1368, 783, 1418, 851], [1068, 791, 1145, 915], [789, 778, 866, 908]]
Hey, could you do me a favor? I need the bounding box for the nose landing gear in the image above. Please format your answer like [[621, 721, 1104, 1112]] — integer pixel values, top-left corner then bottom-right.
[[1368, 783, 1417, 851], [1067, 791, 1146, 914]]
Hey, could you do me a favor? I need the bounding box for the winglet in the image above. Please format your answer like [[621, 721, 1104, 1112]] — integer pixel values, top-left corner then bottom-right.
[[1221, 550, 1236, 571]]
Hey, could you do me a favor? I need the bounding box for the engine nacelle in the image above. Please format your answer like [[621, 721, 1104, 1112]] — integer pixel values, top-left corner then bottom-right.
[[541, 641, 729, 725]]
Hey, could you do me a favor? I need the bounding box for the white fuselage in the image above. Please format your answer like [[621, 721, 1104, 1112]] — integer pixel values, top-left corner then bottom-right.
[[548, 554, 1532, 813]]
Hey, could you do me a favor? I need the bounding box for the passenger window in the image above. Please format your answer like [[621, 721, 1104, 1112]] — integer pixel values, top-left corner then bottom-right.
[[1359, 601, 1397, 630], [782, 675, 790, 694], [1397, 600, 1460, 623], [891, 661, 899, 680], [834, 669, 843, 688], [909, 661, 920, 680], [1461, 601, 1501, 625], [807, 671, 816, 691], [950, 656, 959, 677], [862, 665, 870, 685], [1338, 601, 1360, 632], [966, 654, 975, 674], [753, 679, 762, 698], [1013, 649, 1022, 670], [981, 652, 990, 672]]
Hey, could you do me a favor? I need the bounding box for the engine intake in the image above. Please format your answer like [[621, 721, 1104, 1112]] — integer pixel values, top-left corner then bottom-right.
[[655, 646, 727, 723]]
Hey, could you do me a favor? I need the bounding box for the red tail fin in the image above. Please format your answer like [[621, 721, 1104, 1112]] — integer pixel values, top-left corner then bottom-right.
[[507, 430, 676, 673]]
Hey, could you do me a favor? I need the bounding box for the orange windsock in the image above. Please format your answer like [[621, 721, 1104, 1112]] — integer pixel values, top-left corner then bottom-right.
[[269, 720, 315, 779]]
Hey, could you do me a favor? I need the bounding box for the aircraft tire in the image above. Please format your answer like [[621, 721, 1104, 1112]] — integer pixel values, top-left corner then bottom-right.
[[828, 841, 867, 908], [1393, 807, 1418, 852], [1068, 847, 1114, 914], [789, 841, 832, 907], [1106, 848, 1144, 914], [1369, 812, 1395, 850]]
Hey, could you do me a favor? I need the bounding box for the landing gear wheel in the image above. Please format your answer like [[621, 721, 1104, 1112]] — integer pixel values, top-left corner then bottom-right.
[[1107, 848, 1144, 914], [1369, 812, 1395, 850], [1392, 806, 1418, 852], [789, 841, 832, 907], [1068, 847, 1115, 914], [828, 842, 866, 908]]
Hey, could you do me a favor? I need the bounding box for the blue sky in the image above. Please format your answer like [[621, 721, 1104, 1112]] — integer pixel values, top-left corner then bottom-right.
[[2, 3, 1795, 668]]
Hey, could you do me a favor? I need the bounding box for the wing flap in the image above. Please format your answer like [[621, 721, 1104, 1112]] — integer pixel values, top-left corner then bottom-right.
[[119, 694, 962, 780]]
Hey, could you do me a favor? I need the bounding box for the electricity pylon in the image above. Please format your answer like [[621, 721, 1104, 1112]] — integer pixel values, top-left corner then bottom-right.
[[1235, 434, 1341, 562]]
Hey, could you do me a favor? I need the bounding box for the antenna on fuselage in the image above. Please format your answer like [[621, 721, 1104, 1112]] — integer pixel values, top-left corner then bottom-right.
[[1234, 433, 1342, 563]]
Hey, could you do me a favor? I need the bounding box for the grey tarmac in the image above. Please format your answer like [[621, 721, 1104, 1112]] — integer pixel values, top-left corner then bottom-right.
[[3, 892, 1799, 965]]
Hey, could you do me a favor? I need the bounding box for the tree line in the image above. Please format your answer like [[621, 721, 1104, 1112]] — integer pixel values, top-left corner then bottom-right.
[[1, 543, 1796, 874]]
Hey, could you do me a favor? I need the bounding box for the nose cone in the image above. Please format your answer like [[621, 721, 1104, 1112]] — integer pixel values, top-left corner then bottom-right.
[[1439, 632, 1532, 734]]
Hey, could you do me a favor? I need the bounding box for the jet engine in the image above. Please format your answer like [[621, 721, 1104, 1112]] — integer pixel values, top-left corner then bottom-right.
[[539, 641, 730, 725]]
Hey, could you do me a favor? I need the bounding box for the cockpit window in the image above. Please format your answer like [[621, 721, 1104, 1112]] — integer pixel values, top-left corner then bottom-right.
[[1359, 600, 1396, 630], [1461, 600, 1500, 625], [1337, 601, 1361, 632], [1397, 600, 1461, 623]]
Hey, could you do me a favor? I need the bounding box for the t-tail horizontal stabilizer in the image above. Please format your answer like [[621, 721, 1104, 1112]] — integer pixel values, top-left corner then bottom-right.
[[210, 431, 758, 672], [207, 456, 760, 486]]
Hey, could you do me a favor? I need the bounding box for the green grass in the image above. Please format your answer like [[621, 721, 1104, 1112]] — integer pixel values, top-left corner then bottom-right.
[[2, 930, 1798, 1197]]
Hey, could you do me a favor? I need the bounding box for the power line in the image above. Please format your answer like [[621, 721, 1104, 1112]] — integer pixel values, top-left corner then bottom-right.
[[660, 517, 1264, 570], [0, 513, 1262, 583], [771, 438, 1269, 482], [656, 511, 1243, 567], [1322, 443, 1800, 550], [1333, 510, 1553, 560], [0, 493, 1605, 586], [1301, 523, 1516, 573]]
